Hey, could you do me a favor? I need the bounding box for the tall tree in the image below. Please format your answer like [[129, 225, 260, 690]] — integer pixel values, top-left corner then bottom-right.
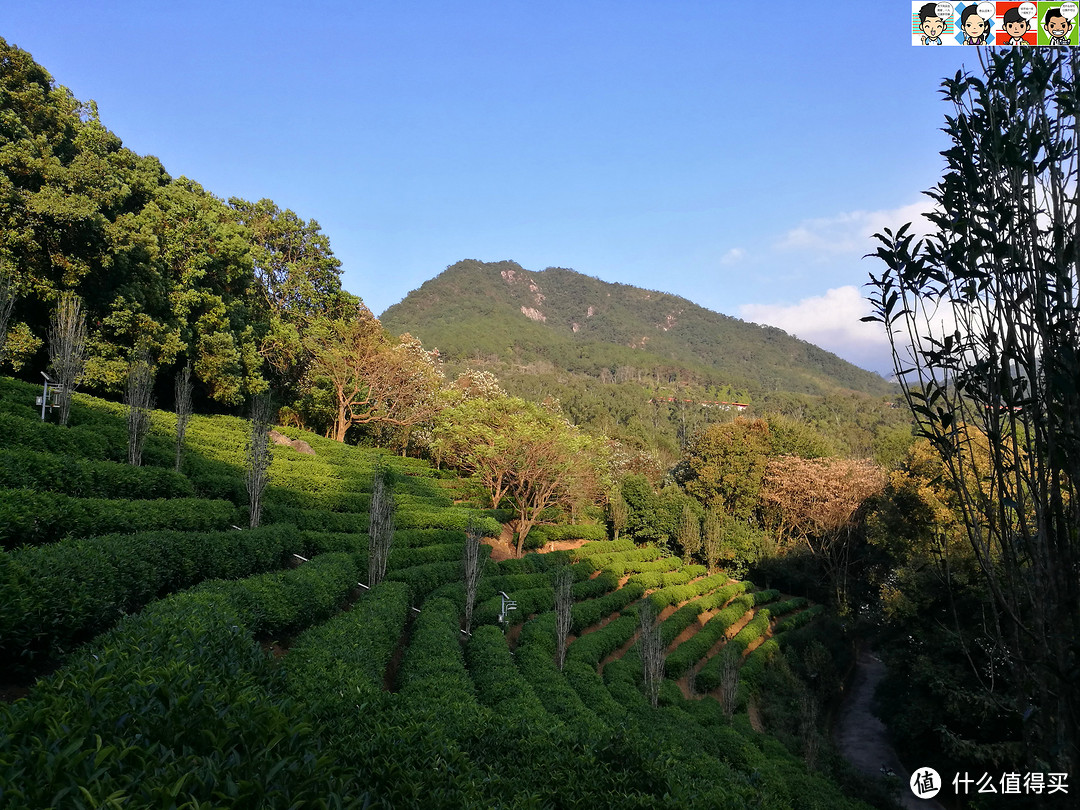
[[432, 394, 521, 510], [702, 507, 723, 572], [502, 407, 598, 557], [462, 517, 487, 635], [554, 567, 573, 671], [638, 600, 664, 709], [435, 393, 600, 556], [677, 502, 702, 564], [609, 489, 628, 543], [866, 48, 1080, 771], [229, 197, 346, 392], [174, 363, 193, 473], [680, 417, 772, 520], [760, 456, 885, 611], [304, 303, 442, 442], [0, 267, 16, 365]]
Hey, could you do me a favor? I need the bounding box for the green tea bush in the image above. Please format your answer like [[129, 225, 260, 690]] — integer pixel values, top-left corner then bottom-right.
[[202, 552, 362, 637], [0, 412, 113, 460], [695, 610, 773, 692], [525, 523, 607, 546], [388, 541, 477, 569], [571, 582, 647, 634], [657, 581, 749, 647], [566, 611, 639, 667], [258, 503, 363, 532], [0, 524, 305, 676], [0, 556, 370, 808], [283, 579, 410, 712], [397, 596, 477, 725], [627, 566, 701, 590], [513, 614, 606, 737], [647, 572, 738, 611], [0, 491, 237, 548], [736, 637, 781, 703], [561, 659, 628, 722], [297, 530, 368, 556], [775, 603, 825, 633], [395, 507, 500, 535], [394, 527, 466, 547], [0, 448, 194, 499], [385, 560, 463, 603], [465, 624, 551, 727], [665, 594, 755, 677], [768, 596, 808, 617], [474, 586, 555, 626]]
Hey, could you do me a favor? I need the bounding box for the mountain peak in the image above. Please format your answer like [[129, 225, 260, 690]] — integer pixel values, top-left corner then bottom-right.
[[382, 259, 892, 399]]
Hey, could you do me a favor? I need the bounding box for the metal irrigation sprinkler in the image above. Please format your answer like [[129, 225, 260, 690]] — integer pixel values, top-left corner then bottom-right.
[[498, 590, 517, 625]]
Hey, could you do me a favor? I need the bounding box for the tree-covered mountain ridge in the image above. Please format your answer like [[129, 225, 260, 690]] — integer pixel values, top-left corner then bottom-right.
[[382, 259, 894, 400]]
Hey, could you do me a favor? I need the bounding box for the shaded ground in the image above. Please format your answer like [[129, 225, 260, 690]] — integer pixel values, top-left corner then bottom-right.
[[834, 649, 943, 810]]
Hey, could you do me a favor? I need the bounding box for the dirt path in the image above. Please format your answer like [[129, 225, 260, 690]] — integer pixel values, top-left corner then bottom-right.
[[834, 649, 943, 810], [485, 527, 590, 562]]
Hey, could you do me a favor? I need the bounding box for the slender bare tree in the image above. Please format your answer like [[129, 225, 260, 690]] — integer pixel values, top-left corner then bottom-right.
[[47, 291, 88, 426], [609, 490, 628, 542], [638, 600, 664, 708], [677, 503, 702, 564], [702, 507, 723, 572], [554, 566, 573, 670], [368, 463, 395, 587], [0, 270, 16, 366], [174, 363, 193, 473], [718, 646, 740, 718], [125, 348, 155, 466], [462, 517, 487, 635], [245, 395, 273, 528]]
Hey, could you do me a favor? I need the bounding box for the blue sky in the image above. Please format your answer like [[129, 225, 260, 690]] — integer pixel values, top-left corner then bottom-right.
[[3, 1, 976, 374]]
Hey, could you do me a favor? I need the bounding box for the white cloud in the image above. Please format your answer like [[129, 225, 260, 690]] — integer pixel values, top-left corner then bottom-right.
[[777, 201, 936, 258], [739, 286, 894, 374], [719, 247, 745, 265]]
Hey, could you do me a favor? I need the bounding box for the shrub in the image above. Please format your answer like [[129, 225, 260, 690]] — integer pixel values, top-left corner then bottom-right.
[[525, 523, 608, 546], [465, 625, 550, 726], [0, 524, 305, 676], [657, 581, 749, 647], [0, 556, 369, 808], [0, 491, 237, 548], [283, 579, 410, 710], [202, 552, 362, 637], [571, 583, 647, 634], [566, 612, 639, 667], [0, 448, 194, 499], [385, 560, 463, 603], [665, 594, 755, 677]]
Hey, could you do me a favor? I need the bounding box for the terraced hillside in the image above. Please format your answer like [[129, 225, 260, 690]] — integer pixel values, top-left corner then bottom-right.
[[0, 376, 867, 809]]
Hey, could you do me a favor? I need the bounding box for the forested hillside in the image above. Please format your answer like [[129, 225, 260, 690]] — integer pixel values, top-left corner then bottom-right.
[[383, 259, 904, 462], [384, 259, 891, 398]]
